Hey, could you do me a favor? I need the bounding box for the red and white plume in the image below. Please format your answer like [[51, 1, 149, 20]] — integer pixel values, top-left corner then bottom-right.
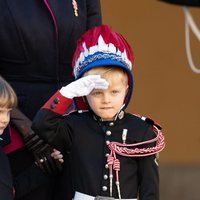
[[72, 25, 135, 78]]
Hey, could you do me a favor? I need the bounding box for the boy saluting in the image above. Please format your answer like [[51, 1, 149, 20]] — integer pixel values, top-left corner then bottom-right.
[[32, 25, 165, 200]]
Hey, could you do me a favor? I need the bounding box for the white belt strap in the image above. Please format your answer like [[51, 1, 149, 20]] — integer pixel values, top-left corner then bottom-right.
[[74, 192, 137, 200]]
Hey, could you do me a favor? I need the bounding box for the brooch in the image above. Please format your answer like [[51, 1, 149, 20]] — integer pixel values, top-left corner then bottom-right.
[[72, 0, 78, 17]]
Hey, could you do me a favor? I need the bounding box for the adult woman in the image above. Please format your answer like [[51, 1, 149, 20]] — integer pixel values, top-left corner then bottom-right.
[[0, 0, 102, 199]]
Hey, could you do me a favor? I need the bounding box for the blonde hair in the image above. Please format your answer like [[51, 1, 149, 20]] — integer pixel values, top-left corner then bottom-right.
[[83, 66, 129, 86], [0, 76, 17, 108]]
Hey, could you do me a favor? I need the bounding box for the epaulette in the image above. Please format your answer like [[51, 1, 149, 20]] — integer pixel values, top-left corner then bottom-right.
[[133, 114, 162, 130], [63, 109, 77, 116], [63, 109, 89, 116], [77, 110, 89, 114]]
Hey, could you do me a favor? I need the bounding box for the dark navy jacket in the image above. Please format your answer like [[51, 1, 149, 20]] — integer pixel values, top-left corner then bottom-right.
[[0, 0, 101, 199], [33, 92, 161, 200], [0, 0, 101, 120], [0, 0, 102, 84]]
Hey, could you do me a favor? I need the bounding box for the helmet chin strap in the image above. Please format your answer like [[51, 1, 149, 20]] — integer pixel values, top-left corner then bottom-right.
[[113, 104, 126, 121]]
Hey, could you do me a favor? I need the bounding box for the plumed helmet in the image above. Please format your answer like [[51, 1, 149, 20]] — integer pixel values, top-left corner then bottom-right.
[[72, 24, 135, 110]]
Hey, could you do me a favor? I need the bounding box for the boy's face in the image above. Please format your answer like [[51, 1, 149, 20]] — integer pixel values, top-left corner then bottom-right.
[[86, 74, 128, 121], [0, 107, 11, 135]]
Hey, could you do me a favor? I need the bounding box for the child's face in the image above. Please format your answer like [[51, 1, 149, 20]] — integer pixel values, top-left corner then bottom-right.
[[86, 74, 128, 121], [0, 107, 11, 135]]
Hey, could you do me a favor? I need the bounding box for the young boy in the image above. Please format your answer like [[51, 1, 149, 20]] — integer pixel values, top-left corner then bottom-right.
[[0, 75, 17, 200], [32, 25, 165, 200]]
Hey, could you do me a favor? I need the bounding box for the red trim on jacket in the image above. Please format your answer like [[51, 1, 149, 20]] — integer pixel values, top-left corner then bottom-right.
[[43, 0, 58, 34], [42, 91, 72, 115]]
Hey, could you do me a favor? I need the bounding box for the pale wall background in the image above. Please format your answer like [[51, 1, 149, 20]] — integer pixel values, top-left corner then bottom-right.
[[101, 1, 200, 199]]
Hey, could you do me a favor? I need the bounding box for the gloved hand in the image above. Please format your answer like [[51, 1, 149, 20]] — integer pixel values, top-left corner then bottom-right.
[[10, 108, 63, 175], [24, 132, 63, 175], [60, 75, 109, 98]]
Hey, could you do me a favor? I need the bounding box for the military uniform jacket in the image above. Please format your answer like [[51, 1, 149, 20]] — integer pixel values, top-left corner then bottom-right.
[[32, 91, 160, 200]]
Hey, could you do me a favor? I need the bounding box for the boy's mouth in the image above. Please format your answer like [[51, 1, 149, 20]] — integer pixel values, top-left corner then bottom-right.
[[100, 107, 113, 110]]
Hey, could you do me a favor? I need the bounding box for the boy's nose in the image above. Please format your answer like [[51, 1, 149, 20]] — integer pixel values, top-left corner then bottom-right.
[[102, 93, 111, 103]]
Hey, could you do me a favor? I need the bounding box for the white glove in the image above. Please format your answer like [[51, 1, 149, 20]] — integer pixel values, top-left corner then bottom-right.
[[60, 75, 109, 98]]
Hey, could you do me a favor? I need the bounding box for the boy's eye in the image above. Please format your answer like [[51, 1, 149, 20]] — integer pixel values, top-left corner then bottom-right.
[[91, 91, 102, 96], [111, 90, 119, 94]]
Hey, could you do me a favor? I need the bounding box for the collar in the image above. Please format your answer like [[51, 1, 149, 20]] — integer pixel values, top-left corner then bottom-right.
[[92, 109, 125, 125]]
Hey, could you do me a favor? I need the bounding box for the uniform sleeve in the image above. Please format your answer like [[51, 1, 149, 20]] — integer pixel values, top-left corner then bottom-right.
[[32, 91, 74, 153], [137, 126, 160, 200], [86, 0, 102, 29]]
